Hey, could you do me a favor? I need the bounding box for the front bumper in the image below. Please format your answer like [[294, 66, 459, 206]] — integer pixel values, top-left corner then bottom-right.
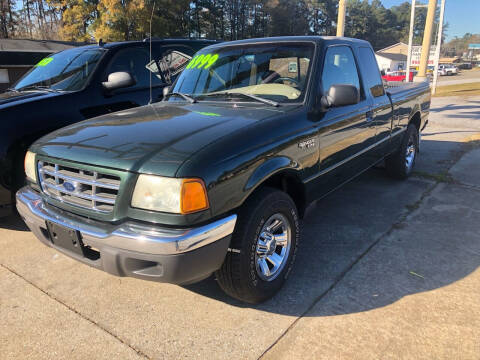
[[16, 187, 237, 285]]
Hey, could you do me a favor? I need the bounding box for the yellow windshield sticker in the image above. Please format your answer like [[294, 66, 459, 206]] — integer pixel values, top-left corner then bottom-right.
[[36, 57, 53, 67], [186, 54, 219, 70], [193, 111, 221, 117]]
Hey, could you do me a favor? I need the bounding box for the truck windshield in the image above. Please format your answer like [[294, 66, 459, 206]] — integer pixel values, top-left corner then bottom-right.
[[14, 48, 104, 92], [171, 42, 314, 104]]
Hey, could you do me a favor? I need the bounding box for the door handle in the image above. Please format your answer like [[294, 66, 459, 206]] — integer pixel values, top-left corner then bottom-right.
[[366, 110, 374, 122]]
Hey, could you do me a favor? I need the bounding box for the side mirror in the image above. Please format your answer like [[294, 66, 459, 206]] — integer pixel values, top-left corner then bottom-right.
[[102, 72, 135, 91], [322, 84, 360, 108], [381, 69, 386, 76]]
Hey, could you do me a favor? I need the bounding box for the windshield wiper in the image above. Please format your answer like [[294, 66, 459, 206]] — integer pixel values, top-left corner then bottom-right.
[[203, 92, 279, 107], [17, 85, 62, 93], [164, 92, 196, 104]]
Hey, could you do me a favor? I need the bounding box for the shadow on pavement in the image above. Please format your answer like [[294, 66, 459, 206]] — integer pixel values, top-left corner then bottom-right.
[[430, 101, 480, 120], [309, 181, 480, 317], [0, 213, 29, 231], [430, 104, 480, 113], [422, 130, 477, 136], [445, 113, 480, 120]]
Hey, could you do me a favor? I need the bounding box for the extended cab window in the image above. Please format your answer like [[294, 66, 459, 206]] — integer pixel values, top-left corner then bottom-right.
[[158, 50, 192, 84], [321, 46, 360, 95], [106, 48, 163, 89], [358, 47, 385, 97]]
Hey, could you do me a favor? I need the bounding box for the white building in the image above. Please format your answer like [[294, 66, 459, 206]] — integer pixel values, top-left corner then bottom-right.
[[375, 52, 407, 72]]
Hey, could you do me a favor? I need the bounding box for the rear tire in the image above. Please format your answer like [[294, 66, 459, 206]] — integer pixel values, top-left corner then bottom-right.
[[215, 187, 299, 304], [385, 124, 419, 180]]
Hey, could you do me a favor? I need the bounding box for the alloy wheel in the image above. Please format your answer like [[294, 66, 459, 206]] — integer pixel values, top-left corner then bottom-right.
[[255, 213, 292, 281]]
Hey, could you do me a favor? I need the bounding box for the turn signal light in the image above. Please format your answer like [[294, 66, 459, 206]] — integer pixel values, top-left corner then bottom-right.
[[181, 179, 209, 214]]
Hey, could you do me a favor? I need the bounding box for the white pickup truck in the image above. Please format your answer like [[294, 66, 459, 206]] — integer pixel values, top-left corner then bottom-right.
[[438, 64, 458, 76]]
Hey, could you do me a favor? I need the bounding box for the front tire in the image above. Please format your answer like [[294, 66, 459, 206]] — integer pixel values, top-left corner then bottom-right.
[[215, 187, 299, 304], [385, 123, 419, 179]]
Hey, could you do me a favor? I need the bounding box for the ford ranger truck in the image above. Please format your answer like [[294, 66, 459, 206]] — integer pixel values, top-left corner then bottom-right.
[[17, 36, 431, 304]]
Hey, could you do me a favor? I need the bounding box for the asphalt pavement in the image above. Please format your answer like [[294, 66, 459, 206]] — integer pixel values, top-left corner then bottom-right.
[[1, 96, 479, 359]]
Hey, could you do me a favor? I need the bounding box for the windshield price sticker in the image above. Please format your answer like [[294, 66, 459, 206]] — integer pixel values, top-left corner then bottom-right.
[[186, 53, 219, 70], [36, 57, 53, 67], [193, 111, 221, 117]]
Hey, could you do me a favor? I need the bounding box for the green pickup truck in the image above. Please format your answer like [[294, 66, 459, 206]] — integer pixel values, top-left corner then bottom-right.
[[17, 36, 430, 303]]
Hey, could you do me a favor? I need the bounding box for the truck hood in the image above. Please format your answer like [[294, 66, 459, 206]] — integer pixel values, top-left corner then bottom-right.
[[32, 101, 286, 176], [0, 90, 61, 108]]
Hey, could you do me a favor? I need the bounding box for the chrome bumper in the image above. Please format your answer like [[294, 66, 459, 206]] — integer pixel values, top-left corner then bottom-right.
[[16, 187, 237, 256]]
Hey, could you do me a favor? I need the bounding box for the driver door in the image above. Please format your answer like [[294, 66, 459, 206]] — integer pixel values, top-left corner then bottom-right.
[[81, 47, 166, 118], [311, 45, 377, 197], [102, 47, 165, 113]]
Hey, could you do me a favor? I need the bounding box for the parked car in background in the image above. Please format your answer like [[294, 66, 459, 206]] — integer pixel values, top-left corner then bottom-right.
[[438, 64, 458, 76], [18, 36, 430, 304], [458, 63, 473, 70], [0, 38, 215, 215], [382, 70, 416, 82]]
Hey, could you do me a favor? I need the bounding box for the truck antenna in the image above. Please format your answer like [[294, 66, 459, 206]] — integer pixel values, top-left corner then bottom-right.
[[149, 1, 156, 104]]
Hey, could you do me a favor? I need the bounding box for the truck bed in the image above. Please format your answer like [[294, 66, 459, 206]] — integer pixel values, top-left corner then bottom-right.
[[385, 81, 430, 98], [386, 80, 431, 134]]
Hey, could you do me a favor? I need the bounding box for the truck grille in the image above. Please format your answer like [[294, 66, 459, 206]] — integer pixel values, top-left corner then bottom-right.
[[38, 161, 121, 213]]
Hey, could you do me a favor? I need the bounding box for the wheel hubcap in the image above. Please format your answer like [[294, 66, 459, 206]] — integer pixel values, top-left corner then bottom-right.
[[405, 137, 416, 171], [255, 213, 291, 281]]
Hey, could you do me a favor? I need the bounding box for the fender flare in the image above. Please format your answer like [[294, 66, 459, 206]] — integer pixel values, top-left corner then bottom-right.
[[245, 156, 297, 192], [408, 103, 421, 123]]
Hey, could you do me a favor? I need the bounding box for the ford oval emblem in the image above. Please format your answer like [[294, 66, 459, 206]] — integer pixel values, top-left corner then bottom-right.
[[63, 182, 75, 192]]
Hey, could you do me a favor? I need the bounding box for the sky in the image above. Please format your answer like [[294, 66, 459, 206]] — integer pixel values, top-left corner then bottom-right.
[[380, 0, 480, 41]]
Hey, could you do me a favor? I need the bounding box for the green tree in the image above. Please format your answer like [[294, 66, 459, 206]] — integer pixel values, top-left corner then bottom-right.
[[306, 0, 337, 35], [443, 33, 480, 57], [47, 0, 98, 41], [93, 0, 151, 41], [0, 0, 17, 38], [2, 0, 457, 53], [266, 0, 310, 37]]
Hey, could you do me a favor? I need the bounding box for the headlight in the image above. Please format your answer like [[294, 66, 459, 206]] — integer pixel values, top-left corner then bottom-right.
[[131, 175, 209, 214], [24, 151, 37, 183]]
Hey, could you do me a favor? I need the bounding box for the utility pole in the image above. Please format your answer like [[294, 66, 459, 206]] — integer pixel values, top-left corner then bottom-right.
[[337, 0, 346, 37], [414, 0, 438, 82], [406, 0, 416, 82], [432, 0, 446, 95]]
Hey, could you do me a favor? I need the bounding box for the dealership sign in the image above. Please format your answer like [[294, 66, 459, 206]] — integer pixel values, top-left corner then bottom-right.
[[410, 45, 437, 66]]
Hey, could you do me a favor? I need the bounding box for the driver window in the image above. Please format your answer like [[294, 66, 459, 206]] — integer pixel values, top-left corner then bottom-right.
[[106, 48, 163, 90], [322, 46, 360, 95]]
